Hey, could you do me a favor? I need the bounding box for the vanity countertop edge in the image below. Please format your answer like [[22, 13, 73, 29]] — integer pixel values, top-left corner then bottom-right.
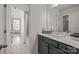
[[38, 33, 79, 49]]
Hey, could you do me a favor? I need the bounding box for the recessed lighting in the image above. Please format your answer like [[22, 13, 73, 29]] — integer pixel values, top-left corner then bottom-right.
[[51, 4, 59, 8]]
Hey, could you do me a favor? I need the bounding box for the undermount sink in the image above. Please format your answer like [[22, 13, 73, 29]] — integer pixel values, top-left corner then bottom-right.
[[49, 32, 69, 38], [63, 36, 79, 42], [71, 37, 79, 42]]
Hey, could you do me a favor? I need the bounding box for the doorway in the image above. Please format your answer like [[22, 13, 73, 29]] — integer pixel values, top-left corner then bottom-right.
[[6, 5, 29, 54]]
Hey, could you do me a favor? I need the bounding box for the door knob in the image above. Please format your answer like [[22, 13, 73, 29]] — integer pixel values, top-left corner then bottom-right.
[[2, 44, 8, 48], [0, 44, 8, 50], [0, 44, 3, 50]]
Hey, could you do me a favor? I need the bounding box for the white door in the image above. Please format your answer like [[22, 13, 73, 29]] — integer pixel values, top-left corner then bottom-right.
[[6, 5, 29, 54], [0, 4, 8, 54]]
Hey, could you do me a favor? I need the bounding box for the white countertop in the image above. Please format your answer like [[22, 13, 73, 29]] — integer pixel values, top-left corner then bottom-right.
[[38, 32, 79, 48]]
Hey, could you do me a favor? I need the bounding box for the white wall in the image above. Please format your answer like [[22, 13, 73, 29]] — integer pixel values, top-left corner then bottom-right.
[[28, 4, 46, 53], [61, 5, 79, 33]]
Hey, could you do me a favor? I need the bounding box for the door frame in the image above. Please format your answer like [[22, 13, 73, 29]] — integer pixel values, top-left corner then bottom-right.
[[6, 5, 12, 53]]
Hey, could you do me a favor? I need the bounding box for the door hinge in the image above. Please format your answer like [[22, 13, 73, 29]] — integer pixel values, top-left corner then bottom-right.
[[4, 4, 7, 8], [4, 30, 6, 33]]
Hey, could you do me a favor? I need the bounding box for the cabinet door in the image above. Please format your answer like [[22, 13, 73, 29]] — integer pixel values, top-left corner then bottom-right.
[[38, 38, 48, 54], [43, 37, 57, 47], [50, 46, 65, 54]]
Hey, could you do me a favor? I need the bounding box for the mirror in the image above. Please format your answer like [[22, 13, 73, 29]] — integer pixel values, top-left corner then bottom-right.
[[48, 4, 79, 33]]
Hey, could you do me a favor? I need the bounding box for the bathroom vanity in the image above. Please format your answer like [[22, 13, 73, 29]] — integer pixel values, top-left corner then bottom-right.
[[38, 33, 79, 54]]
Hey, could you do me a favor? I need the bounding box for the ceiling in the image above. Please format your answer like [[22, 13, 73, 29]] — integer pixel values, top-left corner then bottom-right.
[[51, 4, 79, 10]]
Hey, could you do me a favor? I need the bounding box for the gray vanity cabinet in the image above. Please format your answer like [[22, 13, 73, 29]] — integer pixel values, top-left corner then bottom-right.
[[38, 35, 65, 54], [38, 35, 79, 54]]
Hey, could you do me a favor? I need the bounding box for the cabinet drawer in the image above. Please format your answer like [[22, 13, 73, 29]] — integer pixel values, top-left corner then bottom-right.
[[43, 37, 57, 47], [59, 42, 75, 50], [38, 35, 43, 40], [59, 42, 77, 54], [59, 43, 67, 50], [50, 45, 65, 54]]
